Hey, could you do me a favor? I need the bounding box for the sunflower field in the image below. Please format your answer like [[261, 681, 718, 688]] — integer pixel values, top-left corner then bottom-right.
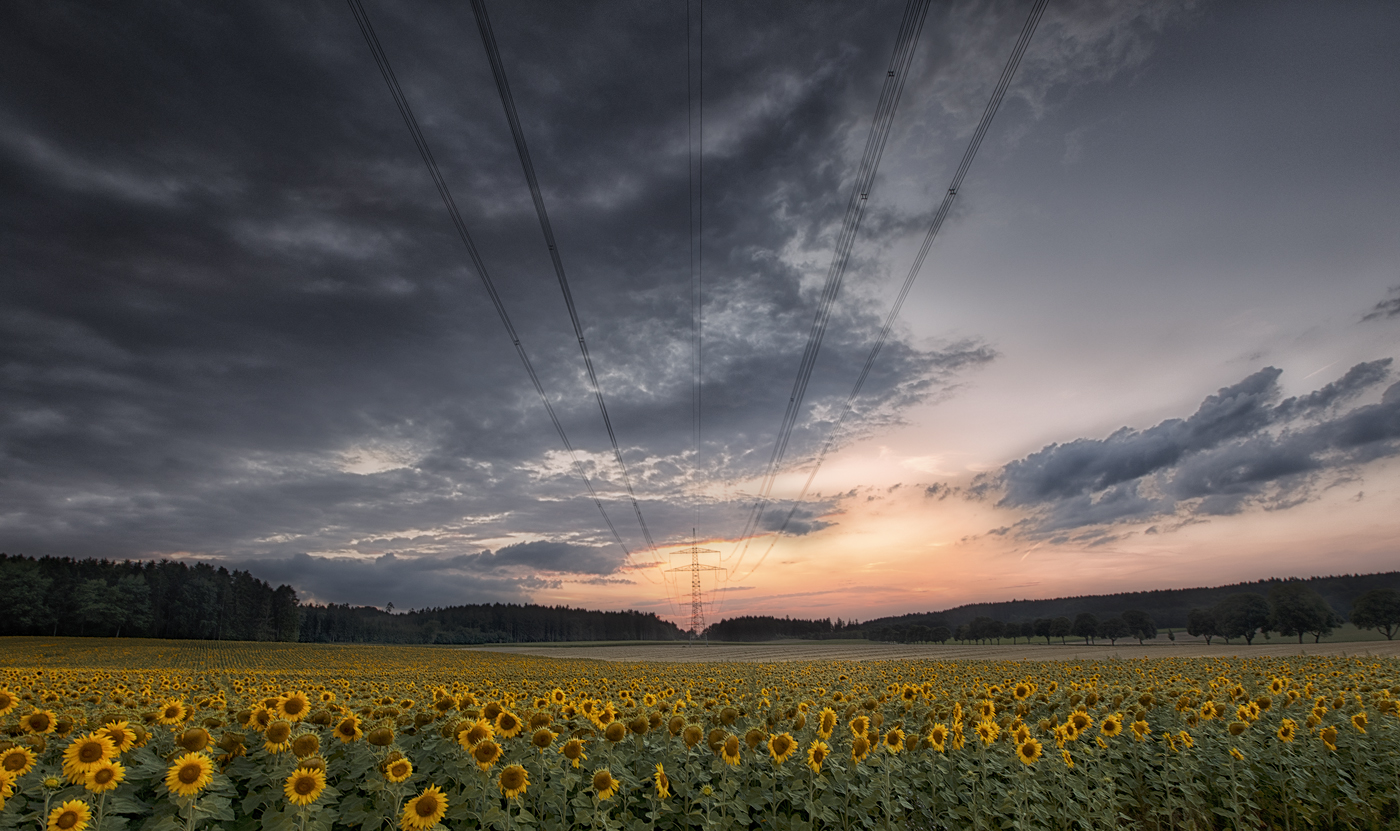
[[1, 638, 1398, 831]]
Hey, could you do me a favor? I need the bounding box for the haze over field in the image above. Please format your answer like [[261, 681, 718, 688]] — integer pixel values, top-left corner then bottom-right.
[[2, 1, 1399, 625]]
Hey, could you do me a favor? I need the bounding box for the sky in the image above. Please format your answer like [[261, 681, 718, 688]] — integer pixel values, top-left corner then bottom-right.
[[3, 0, 1399, 627]]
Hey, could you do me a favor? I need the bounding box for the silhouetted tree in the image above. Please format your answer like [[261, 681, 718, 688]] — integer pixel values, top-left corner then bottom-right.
[[1072, 613, 1099, 645], [1186, 608, 1218, 645], [1099, 616, 1127, 646], [1269, 582, 1337, 643], [1350, 589, 1400, 640], [1215, 593, 1271, 645], [1121, 610, 1157, 644], [1049, 616, 1072, 644]]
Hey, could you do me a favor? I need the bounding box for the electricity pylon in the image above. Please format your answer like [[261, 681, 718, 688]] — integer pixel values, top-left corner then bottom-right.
[[667, 531, 722, 642]]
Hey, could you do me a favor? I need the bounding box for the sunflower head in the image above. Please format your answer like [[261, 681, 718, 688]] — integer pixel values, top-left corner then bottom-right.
[[457, 719, 493, 750], [335, 715, 362, 744], [22, 710, 57, 735], [277, 692, 311, 722], [0, 689, 16, 717], [499, 764, 529, 800], [472, 739, 502, 771], [62, 732, 116, 774], [851, 734, 871, 764], [401, 784, 448, 831], [2, 746, 37, 776], [1319, 725, 1338, 751], [165, 752, 214, 797], [817, 707, 838, 738], [592, 768, 619, 800], [1017, 738, 1043, 765], [291, 733, 320, 759], [883, 728, 905, 754], [682, 724, 703, 749], [604, 722, 627, 744], [283, 767, 326, 806], [1227, 720, 1248, 737], [157, 699, 187, 726], [806, 740, 830, 773], [927, 724, 948, 753], [530, 728, 557, 751], [769, 732, 796, 764], [84, 760, 125, 794], [559, 738, 587, 768], [495, 710, 522, 739], [1352, 711, 1368, 734], [385, 757, 413, 783], [1100, 715, 1123, 738], [178, 727, 210, 754], [47, 799, 91, 831]]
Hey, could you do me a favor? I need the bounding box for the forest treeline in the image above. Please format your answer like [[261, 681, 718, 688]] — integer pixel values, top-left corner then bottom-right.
[[701, 571, 1400, 644], [0, 554, 682, 643]]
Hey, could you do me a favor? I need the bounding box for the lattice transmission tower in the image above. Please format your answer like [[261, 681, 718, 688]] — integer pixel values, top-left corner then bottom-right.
[[667, 532, 721, 642]]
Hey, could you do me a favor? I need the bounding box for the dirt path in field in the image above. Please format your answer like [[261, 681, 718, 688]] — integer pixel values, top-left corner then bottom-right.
[[462, 639, 1400, 664]]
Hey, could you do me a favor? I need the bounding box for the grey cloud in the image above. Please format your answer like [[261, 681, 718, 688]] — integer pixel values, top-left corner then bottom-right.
[[991, 360, 1400, 534], [1362, 287, 1400, 322]]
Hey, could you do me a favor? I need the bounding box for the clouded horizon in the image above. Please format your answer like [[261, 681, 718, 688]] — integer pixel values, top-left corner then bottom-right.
[[3, 0, 1399, 624]]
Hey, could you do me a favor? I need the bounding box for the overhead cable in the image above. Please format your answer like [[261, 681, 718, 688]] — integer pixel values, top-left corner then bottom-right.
[[725, 0, 932, 575], [468, 0, 665, 583], [347, 0, 634, 559], [729, 0, 1051, 584]]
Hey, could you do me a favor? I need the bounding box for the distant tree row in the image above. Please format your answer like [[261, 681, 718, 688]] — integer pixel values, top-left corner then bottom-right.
[[703, 615, 861, 642], [0, 553, 685, 644], [1187, 583, 1400, 644], [865, 609, 1159, 646], [858, 571, 1400, 634], [0, 554, 300, 641]]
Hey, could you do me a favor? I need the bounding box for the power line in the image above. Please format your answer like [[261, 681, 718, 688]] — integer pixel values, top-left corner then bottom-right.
[[724, 0, 932, 576], [468, 0, 665, 585], [347, 0, 634, 560], [688, 0, 704, 544], [729, 0, 1051, 584]]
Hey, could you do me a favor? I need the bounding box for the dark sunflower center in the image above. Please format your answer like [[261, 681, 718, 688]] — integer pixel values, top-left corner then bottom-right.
[[295, 777, 316, 795], [179, 763, 202, 784], [79, 743, 104, 763], [95, 768, 114, 785], [415, 796, 440, 817], [57, 812, 79, 830]]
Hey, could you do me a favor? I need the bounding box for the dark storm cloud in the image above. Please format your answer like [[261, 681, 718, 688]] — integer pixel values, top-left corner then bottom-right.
[[987, 360, 1400, 534], [0, 0, 1185, 606]]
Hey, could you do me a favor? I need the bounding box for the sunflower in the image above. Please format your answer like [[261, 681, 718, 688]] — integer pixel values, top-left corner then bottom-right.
[[883, 727, 905, 755], [366, 727, 394, 747], [851, 734, 871, 764], [1177, 730, 1194, 749], [806, 740, 830, 773], [1, 746, 38, 777], [472, 739, 502, 771], [385, 758, 413, 783], [277, 692, 311, 723], [1351, 711, 1368, 734], [530, 728, 557, 751], [62, 732, 116, 776], [1319, 725, 1338, 751], [1227, 721, 1248, 737], [84, 760, 125, 794], [604, 722, 627, 744], [977, 700, 996, 720], [264, 720, 293, 754], [401, 784, 448, 831], [1229, 747, 1244, 762], [1099, 714, 1123, 738], [719, 734, 743, 766], [559, 738, 587, 768], [1130, 720, 1151, 742], [335, 715, 363, 744], [165, 752, 214, 797], [849, 715, 869, 736], [284, 767, 326, 807], [592, 768, 620, 801], [769, 732, 797, 764], [47, 799, 91, 831], [456, 719, 492, 750], [499, 764, 529, 800], [495, 709, 523, 739], [178, 727, 210, 753], [550, 688, 567, 705], [816, 707, 838, 739], [22, 710, 57, 735], [291, 733, 320, 759], [1017, 737, 1043, 765], [653, 763, 671, 799], [156, 699, 187, 726], [0, 689, 16, 717], [1068, 711, 1093, 735], [975, 720, 1000, 746], [926, 724, 948, 753], [1275, 718, 1296, 743]]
